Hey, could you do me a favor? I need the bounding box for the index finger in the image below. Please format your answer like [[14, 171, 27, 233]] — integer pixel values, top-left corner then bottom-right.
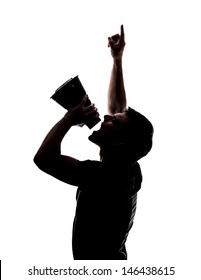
[[120, 24, 125, 43]]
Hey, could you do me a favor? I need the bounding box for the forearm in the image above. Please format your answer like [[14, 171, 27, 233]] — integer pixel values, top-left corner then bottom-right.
[[34, 94, 98, 165], [107, 58, 127, 114], [34, 113, 72, 161]]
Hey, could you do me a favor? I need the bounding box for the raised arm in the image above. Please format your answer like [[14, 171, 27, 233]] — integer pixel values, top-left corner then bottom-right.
[[107, 25, 126, 115]]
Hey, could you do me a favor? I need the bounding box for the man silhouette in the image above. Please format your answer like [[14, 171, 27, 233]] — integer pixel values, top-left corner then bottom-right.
[[34, 25, 153, 260]]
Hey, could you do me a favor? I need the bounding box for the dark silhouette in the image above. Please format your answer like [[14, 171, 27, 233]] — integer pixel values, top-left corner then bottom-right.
[[34, 25, 154, 260]]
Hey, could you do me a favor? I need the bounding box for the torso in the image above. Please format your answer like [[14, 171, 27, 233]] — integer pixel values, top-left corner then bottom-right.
[[72, 160, 142, 260]]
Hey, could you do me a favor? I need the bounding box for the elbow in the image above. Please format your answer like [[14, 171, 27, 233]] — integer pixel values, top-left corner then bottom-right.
[[33, 151, 58, 174], [33, 153, 39, 165], [33, 152, 48, 171], [33, 152, 43, 169]]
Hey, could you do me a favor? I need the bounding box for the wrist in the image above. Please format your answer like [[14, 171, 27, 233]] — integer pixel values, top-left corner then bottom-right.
[[113, 57, 123, 65], [63, 111, 74, 126], [64, 110, 84, 127]]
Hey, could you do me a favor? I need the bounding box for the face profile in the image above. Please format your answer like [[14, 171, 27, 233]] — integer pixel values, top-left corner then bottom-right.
[[89, 108, 153, 164], [88, 112, 129, 147]]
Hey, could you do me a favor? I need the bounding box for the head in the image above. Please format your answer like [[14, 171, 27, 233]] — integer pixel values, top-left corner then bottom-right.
[[89, 107, 154, 163]]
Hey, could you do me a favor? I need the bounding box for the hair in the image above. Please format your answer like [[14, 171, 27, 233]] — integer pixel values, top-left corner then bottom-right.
[[124, 107, 154, 162]]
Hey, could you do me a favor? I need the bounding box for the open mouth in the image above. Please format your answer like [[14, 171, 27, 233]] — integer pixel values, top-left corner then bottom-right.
[[93, 120, 103, 131]]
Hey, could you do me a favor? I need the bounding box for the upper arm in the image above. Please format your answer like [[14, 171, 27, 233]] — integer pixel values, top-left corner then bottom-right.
[[34, 154, 81, 186]]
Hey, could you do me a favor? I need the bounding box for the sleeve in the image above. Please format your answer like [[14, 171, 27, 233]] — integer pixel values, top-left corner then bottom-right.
[[133, 162, 143, 193], [75, 160, 103, 188]]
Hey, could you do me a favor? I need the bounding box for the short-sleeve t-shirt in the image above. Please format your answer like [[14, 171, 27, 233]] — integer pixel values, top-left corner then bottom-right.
[[72, 160, 142, 260]]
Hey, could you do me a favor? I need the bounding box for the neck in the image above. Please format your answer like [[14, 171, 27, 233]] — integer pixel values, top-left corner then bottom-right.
[[99, 147, 129, 166]]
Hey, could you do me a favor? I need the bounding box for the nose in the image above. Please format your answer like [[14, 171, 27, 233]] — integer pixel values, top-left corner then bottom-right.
[[104, 115, 112, 122]]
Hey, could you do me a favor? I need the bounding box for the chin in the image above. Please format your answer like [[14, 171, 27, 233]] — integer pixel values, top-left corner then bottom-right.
[[88, 131, 97, 143], [88, 130, 100, 145]]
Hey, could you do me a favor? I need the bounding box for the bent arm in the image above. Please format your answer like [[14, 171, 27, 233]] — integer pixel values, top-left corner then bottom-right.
[[34, 95, 99, 185], [33, 113, 79, 185], [107, 25, 127, 114]]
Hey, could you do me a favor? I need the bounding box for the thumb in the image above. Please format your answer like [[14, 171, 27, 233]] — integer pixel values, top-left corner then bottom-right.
[[81, 94, 88, 105]]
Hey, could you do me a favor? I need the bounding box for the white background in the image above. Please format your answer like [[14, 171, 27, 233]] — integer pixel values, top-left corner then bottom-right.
[[0, 0, 201, 279]]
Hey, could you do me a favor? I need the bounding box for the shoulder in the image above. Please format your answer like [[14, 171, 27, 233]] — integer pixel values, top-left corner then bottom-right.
[[76, 159, 103, 179], [77, 159, 102, 170]]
